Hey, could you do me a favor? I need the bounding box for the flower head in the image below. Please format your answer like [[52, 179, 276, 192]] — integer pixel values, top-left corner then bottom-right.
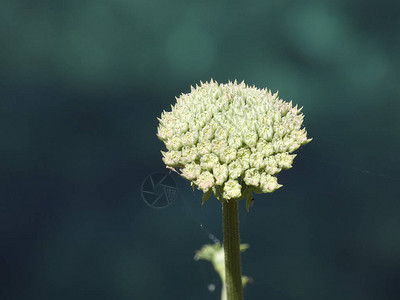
[[157, 80, 311, 207]]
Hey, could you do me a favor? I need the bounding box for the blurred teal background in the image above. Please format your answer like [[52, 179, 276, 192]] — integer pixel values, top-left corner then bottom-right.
[[1, 0, 400, 299]]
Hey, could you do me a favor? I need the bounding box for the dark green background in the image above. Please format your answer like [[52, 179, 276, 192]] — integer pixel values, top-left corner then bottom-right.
[[1, 0, 399, 299]]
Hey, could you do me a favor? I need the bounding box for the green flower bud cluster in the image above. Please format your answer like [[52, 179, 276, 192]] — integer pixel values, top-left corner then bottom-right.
[[157, 80, 311, 209]]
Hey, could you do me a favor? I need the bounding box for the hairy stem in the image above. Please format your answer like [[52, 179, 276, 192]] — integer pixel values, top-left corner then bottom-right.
[[222, 199, 243, 300]]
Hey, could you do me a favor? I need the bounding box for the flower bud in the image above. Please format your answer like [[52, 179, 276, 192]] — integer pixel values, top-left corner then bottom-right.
[[223, 179, 242, 200], [157, 80, 311, 204]]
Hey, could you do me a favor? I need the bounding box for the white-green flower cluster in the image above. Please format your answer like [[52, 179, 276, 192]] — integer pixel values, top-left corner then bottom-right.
[[157, 80, 311, 208]]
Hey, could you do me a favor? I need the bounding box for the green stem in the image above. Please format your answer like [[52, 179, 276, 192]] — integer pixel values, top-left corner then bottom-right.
[[221, 283, 227, 300], [222, 199, 243, 300]]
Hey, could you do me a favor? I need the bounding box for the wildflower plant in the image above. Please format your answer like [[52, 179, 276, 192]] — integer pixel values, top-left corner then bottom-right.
[[157, 80, 311, 300]]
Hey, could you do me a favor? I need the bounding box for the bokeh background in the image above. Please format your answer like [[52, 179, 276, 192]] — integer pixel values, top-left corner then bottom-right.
[[1, 0, 400, 299]]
